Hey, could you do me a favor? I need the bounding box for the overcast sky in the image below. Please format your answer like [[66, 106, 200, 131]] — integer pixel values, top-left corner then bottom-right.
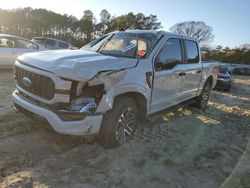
[[2, 0, 250, 48]]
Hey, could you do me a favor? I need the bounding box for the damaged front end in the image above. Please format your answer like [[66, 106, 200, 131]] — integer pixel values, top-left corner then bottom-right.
[[56, 81, 105, 121]]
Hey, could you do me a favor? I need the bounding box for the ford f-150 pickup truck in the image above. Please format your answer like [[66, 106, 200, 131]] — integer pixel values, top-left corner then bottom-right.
[[12, 30, 218, 148]]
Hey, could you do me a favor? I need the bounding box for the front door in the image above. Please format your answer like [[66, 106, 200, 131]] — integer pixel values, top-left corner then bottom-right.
[[150, 38, 184, 114]]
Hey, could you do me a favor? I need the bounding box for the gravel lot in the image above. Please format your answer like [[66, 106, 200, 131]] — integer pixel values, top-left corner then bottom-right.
[[0, 69, 249, 188]]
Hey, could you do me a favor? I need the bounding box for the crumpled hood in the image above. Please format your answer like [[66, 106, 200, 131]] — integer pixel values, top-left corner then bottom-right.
[[17, 50, 138, 81]]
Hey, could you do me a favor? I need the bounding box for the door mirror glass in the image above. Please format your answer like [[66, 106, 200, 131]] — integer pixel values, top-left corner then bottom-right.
[[18, 39, 38, 49]]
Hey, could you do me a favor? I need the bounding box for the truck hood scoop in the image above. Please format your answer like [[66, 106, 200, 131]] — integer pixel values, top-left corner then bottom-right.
[[18, 50, 138, 81]]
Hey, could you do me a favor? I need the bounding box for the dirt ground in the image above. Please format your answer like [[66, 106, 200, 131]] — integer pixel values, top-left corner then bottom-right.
[[0, 69, 249, 188]]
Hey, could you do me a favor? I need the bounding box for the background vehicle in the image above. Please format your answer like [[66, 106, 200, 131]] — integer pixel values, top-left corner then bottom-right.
[[0, 34, 45, 68], [224, 64, 237, 73], [215, 65, 233, 91], [13, 30, 219, 148], [233, 67, 250, 76], [32, 37, 76, 50]]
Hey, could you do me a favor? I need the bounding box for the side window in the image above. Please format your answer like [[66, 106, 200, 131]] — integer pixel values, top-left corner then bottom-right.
[[18, 39, 38, 49], [59, 42, 68, 49], [155, 38, 183, 71], [33, 38, 45, 45], [0, 37, 16, 48], [46, 39, 56, 49], [184, 40, 199, 64]]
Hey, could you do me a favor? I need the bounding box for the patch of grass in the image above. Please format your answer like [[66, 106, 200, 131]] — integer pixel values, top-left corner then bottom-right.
[[0, 113, 35, 137], [150, 176, 163, 183], [147, 151, 160, 161], [162, 159, 175, 168], [240, 172, 250, 188], [203, 150, 222, 160], [132, 159, 145, 169]]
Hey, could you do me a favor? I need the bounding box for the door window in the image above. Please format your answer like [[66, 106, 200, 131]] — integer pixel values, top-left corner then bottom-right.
[[46, 39, 56, 49], [59, 42, 68, 48], [155, 38, 183, 71], [184, 40, 199, 63], [18, 39, 38, 49]]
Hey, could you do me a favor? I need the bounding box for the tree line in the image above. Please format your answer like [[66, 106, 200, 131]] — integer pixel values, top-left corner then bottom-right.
[[203, 45, 250, 65], [0, 8, 249, 64], [0, 8, 161, 47]]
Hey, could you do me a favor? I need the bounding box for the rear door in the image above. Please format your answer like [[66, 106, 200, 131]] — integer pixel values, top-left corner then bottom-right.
[[180, 39, 202, 100], [150, 38, 185, 113]]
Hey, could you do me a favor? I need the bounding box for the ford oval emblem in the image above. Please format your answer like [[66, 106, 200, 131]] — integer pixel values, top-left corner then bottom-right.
[[21, 77, 32, 87]]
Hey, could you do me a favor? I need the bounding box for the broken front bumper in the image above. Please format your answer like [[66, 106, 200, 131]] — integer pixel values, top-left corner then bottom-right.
[[12, 91, 103, 136]]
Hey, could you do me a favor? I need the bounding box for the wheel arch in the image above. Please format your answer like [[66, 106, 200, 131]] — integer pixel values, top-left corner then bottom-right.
[[206, 75, 213, 86], [114, 92, 147, 119]]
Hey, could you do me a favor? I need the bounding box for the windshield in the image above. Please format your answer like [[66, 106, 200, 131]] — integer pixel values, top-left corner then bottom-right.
[[84, 32, 162, 58]]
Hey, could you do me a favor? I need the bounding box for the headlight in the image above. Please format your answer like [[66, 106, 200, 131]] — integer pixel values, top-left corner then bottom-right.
[[56, 98, 97, 121], [69, 98, 97, 113]]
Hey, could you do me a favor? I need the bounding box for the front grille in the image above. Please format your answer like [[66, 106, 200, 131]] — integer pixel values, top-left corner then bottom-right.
[[15, 66, 55, 100]]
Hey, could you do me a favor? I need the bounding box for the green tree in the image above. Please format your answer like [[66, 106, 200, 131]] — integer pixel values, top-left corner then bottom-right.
[[80, 10, 95, 43], [99, 9, 111, 34], [0, 7, 162, 47], [107, 12, 161, 32]]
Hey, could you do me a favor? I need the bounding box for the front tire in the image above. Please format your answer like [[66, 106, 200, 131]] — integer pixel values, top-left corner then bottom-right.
[[194, 81, 212, 110], [225, 84, 231, 92], [98, 96, 138, 148]]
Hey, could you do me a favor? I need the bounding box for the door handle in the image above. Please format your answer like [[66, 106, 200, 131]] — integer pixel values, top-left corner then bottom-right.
[[179, 72, 186, 76], [196, 70, 202, 74]]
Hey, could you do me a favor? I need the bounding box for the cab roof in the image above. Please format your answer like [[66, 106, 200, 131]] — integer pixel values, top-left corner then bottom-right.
[[118, 30, 198, 42]]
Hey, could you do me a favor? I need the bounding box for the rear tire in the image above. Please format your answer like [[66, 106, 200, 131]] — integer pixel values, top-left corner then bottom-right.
[[194, 81, 212, 110], [98, 96, 138, 148]]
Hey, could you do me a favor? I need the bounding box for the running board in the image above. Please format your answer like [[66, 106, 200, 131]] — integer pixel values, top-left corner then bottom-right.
[[147, 98, 196, 119]]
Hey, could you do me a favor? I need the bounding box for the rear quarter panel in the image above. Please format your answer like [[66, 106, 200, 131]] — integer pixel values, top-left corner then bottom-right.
[[198, 61, 219, 95]]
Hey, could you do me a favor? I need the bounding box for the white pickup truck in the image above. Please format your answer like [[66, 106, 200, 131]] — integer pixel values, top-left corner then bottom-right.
[[12, 30, 218, 148]]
